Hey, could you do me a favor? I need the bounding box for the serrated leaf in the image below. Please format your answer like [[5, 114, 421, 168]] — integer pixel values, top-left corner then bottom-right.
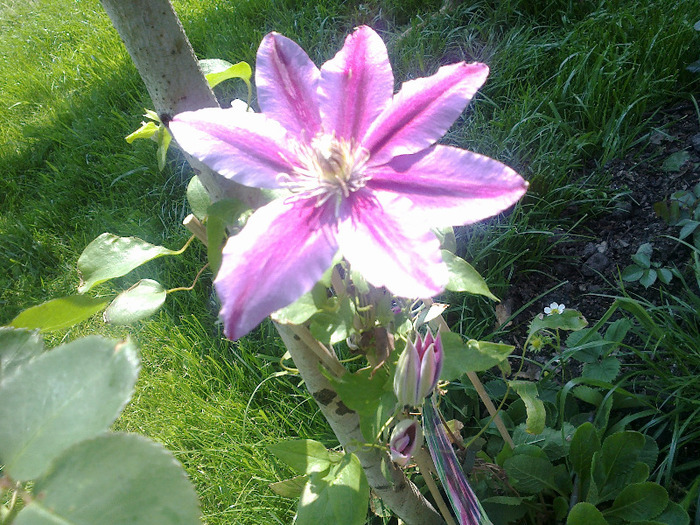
[[679, 220, 700, 240], [661, 151, 690, 172], [0, 337, 139, 480], [103, 279, 167, 325], [622, 264, 644, 281], [297, 453, 368, 525], [269, 475, 309, 498], [440, 332, 514, 380], [442, 250, 498, 300], [529, 309, 588, 336], [567, 502, 608, 525], [632, 243, 653, 267], [605, 482, 668, 521], [512, 423, 574, 461], [78, 233, 177, 293], [0, 327, 44, 381], [657, 268, 674, 284], [267, 439, 339, 475], [186, 176, 211, 220], [10, 295, 110, 332], [509, 381, 546, 435], [582, 357, 621, 382], [640, 269, 658, 288], [15, 433, 200, 525]]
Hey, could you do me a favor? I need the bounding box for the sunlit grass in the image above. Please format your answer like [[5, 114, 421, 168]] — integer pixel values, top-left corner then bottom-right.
[[2, 0, 699, 522]]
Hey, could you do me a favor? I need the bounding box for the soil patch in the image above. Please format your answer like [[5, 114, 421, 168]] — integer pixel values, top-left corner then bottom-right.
[[505, 102, 700, 338]]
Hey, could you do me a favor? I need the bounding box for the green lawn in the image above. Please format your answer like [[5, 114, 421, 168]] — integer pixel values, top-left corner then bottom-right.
[[2, 0, 699, 523]]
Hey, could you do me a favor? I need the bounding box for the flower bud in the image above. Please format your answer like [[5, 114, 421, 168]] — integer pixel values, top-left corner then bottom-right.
[[389, 419, 423, 466], [393, 329, 443, 407]]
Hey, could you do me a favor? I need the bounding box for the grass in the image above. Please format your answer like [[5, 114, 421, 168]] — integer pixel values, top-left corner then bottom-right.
[[1, 0, 699, 523]]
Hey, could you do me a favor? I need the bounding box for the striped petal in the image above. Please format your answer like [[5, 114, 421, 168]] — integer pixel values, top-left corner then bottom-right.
[[256, 32, 322, 138], [169, 108, 295, 189], [319, 26, 394, 141], [215, 198, 338, 340], [362, 63, 489, 166], [367, 145, 528, 227], [337, 191, 447, 299]]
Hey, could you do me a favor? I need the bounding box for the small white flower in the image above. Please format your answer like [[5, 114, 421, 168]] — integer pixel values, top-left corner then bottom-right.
[[544, 302, 565, 316]]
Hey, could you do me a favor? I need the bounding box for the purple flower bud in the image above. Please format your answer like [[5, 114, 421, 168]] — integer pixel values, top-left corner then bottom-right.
[[389, 419, 423, 466], [393, 329, 443, 407]]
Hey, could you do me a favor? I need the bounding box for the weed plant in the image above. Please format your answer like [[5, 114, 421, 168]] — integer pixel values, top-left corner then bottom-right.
[[1, 0, 699, 522]]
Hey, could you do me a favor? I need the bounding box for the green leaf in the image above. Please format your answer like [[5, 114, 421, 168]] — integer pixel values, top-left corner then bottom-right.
[[582, 357, 621, 382], [272, 290, 321, 325], [632, 243, 653, 268], [661, 151, 690, 172], [529, 309, 588, 338], [640, 269, 657, 288], [622, 265, 644, 281], [591, 431, 646, 504], [567, 502, 608, 525], [503, 454, 559, 495], [442, 250, 498, 300], [267, 439, 340, 475], [206, 199, 251, 276], [657, 267, 674, 284], [0, 327, 44, 381], [10, 295, 110, 332], [297, 453, 368, 525], [512, 423, 575, 461], [103, 279, 167, 325], [200, 59, 252, 89], [15, 433, 200, 525], [509, 381, 546, 435], [156, 125, 172, 171], [570, 422, 601, 480], [269, 475, 309, 499], [186, 175, 211, 220], [654, 501, 690, 525], [679, 220, 700, 240], [0, 337, 139, 480], [125, 120, 158, 143], [440, 332, 514, 380], [328, 366, 389, 417], [78, 233, 178, 293], [360, 390, 397, 443], [605, 482, 668, 521]]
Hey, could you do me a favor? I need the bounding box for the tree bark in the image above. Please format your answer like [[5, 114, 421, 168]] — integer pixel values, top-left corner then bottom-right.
[[275, 324, 444, 525], [101, 0, 264, 208], [100, 1, 444, 523]]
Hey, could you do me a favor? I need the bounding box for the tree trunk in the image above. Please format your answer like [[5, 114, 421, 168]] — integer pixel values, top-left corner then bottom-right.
[[100, 1, 444, 523], [101, 0, 264, 208]]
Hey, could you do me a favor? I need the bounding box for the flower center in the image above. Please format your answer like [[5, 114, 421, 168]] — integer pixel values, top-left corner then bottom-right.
[[279, 133, 370, 211]]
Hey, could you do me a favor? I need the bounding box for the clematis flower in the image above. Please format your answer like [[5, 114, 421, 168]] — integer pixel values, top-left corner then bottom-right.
[[169, 26, 528, 340], [389, 419, 423, 467], [394, 329, 443, 407]]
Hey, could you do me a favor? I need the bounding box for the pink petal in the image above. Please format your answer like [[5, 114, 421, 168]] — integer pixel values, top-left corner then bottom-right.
[[337, 191, 447, 298], [215, 198, 338, 340], [319, 26, 394, 141], [256, 32, 322, 138], [367, 145, 528, 227], [170, 108, 296, 189], [362, 63, 489, 166]]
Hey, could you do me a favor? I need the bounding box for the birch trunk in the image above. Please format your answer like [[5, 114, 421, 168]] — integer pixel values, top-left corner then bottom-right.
[[100, 1, 444, 523]]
